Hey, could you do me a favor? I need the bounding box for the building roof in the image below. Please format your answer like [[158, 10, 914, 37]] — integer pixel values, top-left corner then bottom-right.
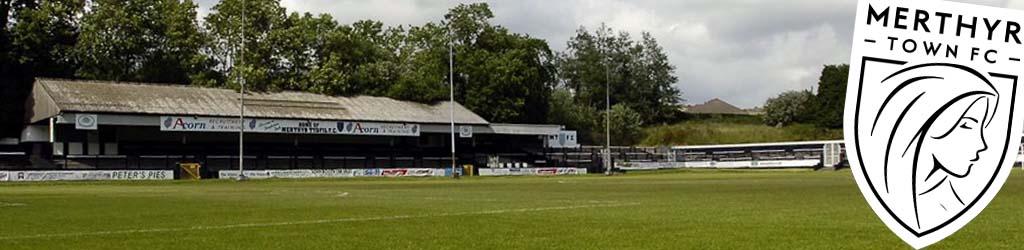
[[681, 98, 748, 115], [487, 123, 562, 135], [26, 78, 489, 125]]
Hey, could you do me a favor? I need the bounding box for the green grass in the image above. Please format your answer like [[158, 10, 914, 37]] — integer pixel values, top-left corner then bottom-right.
[[641, 121, 843, 146], [2, 169, 1024, 249]]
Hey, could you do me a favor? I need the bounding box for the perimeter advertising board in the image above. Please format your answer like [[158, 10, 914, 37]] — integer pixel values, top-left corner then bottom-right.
[[477, 168, 587, 176], [160, 116, 420, 137], [217, 168, 451, 179], [0, 170, 173, 182]]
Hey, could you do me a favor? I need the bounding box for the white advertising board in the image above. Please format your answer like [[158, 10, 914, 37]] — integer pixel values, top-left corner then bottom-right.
[[217, 168, 449, 179], [685, 161, 717, 169], [219, 169, 380, 179], [615, 162, 687, 170], [477, 168, 587, 176], [750, 159, 821, 168], [710, 161, 753, 169], [161, 116, 420, 137], [0, 170, 173, 182], [379, 168, 447, 177], [685, 160, 821, 169]]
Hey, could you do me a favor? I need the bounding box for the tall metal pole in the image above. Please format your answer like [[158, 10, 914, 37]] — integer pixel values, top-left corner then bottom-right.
[[237, 0, 247, 181], [449, 32, 457, 178], [604, 39, 612, 176]]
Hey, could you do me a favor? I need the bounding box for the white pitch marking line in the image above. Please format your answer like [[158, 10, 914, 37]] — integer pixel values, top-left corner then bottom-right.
[[0, 202, 640, 240], [0, 202, 26, 207]]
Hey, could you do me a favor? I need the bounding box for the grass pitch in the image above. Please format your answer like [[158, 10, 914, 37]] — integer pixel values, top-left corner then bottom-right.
[[2, 169, 1024, 249]]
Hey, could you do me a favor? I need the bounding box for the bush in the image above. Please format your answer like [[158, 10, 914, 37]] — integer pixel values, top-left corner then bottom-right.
[[640, 121, 842, 146], [762, 90, 813, 127], [604, 104, 644, 145], [547, 88, 599, 144]]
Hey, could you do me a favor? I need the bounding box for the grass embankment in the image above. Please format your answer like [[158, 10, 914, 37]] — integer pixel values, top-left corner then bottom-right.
[[640, 114, 842, 146], [2, 170, 1024, 249]]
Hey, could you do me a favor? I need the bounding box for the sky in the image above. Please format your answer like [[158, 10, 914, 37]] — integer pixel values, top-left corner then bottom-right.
[[193, 0, 1024, 108]]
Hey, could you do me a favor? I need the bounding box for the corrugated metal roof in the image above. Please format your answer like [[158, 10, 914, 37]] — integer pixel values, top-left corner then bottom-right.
[[33, 78, 489, 125], [487, 123, 562, 135]]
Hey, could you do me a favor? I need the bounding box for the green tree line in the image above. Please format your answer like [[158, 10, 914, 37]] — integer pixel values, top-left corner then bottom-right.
[[762, 64, 848, 129], [0, 1, 680, 145]]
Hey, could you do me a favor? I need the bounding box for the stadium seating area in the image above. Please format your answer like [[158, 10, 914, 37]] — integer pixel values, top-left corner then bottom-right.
[[672, 141, 845, 169], [681, 146, 832, 162], [0, 142, 30, 169]]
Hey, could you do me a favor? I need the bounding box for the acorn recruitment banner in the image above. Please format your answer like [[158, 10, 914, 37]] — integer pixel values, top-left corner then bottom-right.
[[160, 116, 420, 137]]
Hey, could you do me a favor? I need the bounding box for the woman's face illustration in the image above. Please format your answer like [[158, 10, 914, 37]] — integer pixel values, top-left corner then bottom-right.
[[928, 98, 989, 177]]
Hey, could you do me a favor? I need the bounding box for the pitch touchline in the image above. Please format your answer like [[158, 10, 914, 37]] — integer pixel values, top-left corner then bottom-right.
[[0, 202, 640, 240], [0, 202, 26, 207]]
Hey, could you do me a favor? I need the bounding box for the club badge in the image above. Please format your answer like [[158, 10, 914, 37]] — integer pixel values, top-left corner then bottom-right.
[[845, 0, 1024, 248]]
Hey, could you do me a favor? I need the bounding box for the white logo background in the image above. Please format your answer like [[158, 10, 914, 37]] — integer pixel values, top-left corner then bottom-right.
[[846, 0, 1024, 248]]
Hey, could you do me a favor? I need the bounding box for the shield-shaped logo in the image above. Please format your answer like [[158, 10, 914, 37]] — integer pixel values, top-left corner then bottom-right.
[[846, 0, 1024, 248]]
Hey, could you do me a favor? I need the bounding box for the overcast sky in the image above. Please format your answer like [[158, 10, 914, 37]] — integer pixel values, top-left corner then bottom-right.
[[194, 0, 1024, 108]]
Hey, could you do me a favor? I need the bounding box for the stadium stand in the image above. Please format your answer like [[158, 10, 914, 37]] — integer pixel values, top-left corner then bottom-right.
[[11, 78, 572, 178], [613, 140, 847, 170]]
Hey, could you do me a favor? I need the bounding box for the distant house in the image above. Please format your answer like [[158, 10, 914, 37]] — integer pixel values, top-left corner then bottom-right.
[[680, 98, 750, 115], [743, 106, 765, 116]]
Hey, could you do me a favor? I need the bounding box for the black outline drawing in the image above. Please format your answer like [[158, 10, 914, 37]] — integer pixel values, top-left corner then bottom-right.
[[854, 56, 1018, 237]]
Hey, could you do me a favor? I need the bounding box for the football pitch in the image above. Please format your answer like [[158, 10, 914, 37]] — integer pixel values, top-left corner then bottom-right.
[[2, 169, 1023, 249]]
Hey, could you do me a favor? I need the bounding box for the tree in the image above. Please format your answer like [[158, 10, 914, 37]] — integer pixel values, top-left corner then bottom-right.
[[273, 12, 336, 91], [557, 24, 680, 125], [344, 20, 404, 96], [763, 90, 814, 127], [548, 88, 599, 144], [439, 3, 556, 123], [9, 0, 83, 78], [0, 0, 18, 137], [204, 0, 286, 91], [1, 1, 12, 54], [76, 0, 213, 84], [305, 19, 408, 97], [2, 0, 84, 137], [597, 104, 644, 145], [457, 29, 555, 123], [385, 22, 450, 103], [371, 3, 556, 123], [810, 64, 849, 129]]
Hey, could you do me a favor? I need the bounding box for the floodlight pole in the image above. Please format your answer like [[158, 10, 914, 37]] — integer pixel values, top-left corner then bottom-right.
[[237, 0, 247, 181], [449, 31, 457, 178], [603, 40, 612, 176]]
